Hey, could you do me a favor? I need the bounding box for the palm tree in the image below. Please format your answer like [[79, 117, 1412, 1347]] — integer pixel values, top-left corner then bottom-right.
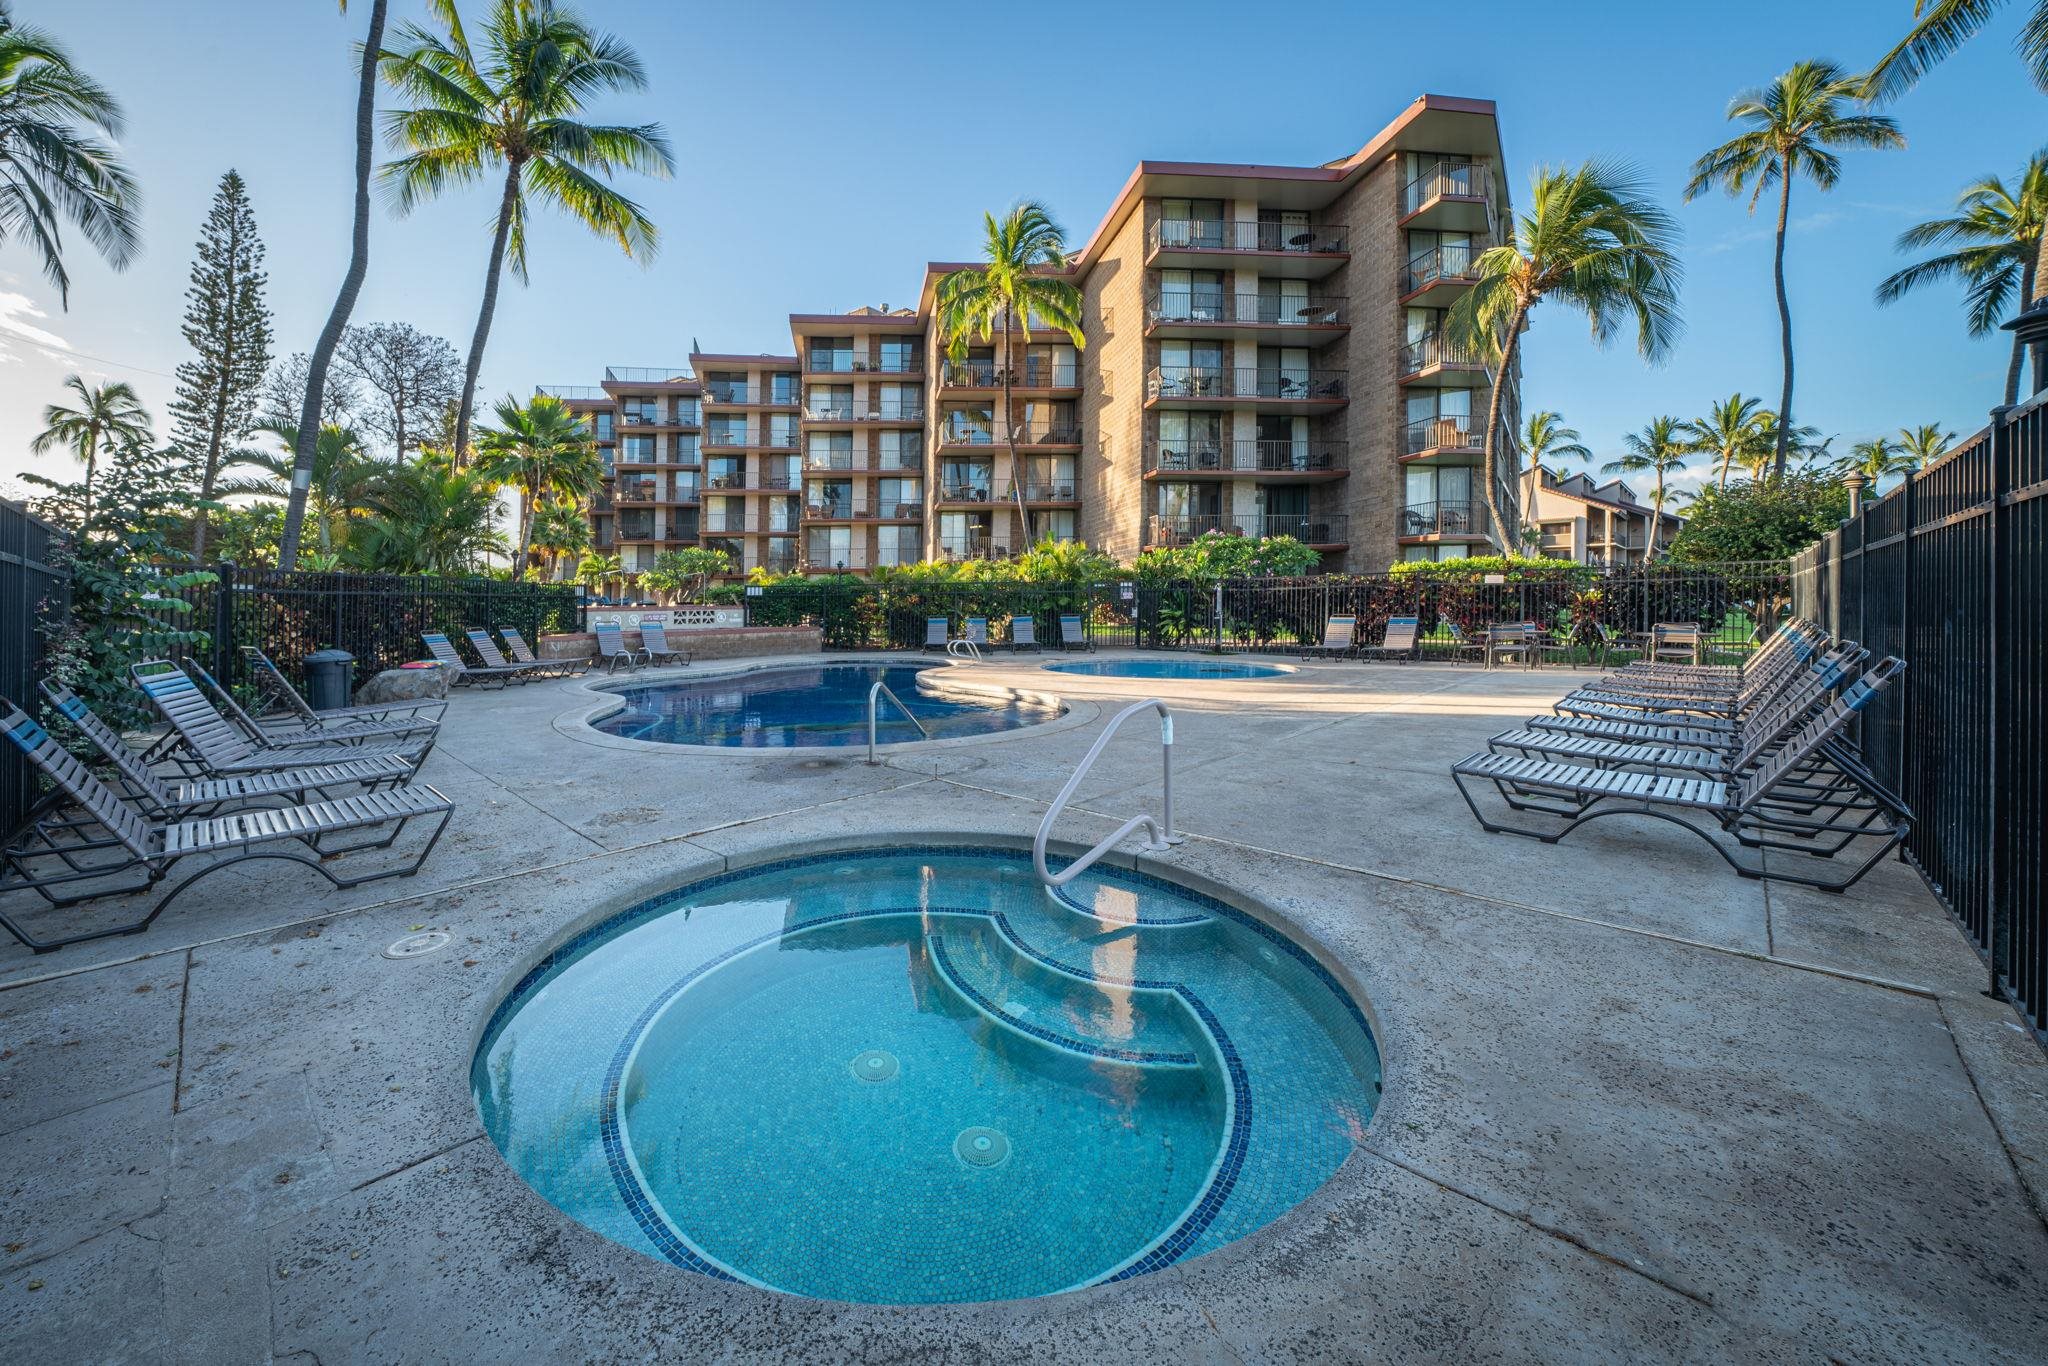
[[934, 202, 1087, 549], [529, 498, 589, 579], [0, 2, 140, 306], [1686, 62, 1905, 480], [1897, 422, 1955, 469], [1604, 416, 1691, 552], [472, 393, 602, 570], [219, 421, 381, 555], [1521, 411, 1591, 484], [1876, 153, 2048, 404], [1448, 160, 1683, 553], [1745, 413, 1830, 480], [281, 0, 391, 571], [378, 0, 674, 463], [344, 453, 504, 575], [1681, 392, 1772, 490], [29, 376, 151, 519], [1843, 435, 1916, 491], [575, 549, 621, 597]]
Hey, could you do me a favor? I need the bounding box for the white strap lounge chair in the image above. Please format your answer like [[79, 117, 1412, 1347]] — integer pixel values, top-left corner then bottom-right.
[[1300, 615, 1357, 660], [638, 620, 692, 667], [593, 623, 650, 673], [239, 646, 448, 726], [130, 661, 433, 779], [421, 631, 533, 689]]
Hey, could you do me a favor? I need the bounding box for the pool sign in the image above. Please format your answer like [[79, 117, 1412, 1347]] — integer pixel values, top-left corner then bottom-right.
[[1119, 582, 1135, 601]]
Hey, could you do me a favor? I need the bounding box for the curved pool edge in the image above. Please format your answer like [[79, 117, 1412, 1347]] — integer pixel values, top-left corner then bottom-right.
[[465, 830, 1400, 1311]]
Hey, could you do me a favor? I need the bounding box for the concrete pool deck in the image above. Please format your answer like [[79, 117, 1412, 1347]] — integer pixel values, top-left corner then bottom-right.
[[2, 652, 2044, 1362]]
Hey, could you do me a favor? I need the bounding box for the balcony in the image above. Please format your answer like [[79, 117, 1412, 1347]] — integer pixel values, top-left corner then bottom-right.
[[805, 402, 925, 424], [704, 382, 800, 406], [936, 535, 1010, 563], [757, 548, 800, 574], [804, 354, 920, 376], [1144, 366, 1348, 408], [1400, 159, 1494, 233], [1399, 500, 1496, 541], [1143, 441, 1346, 478], [619, 407, 699, 428], [803, 452, 921, 474], [1001, 481, 1080, 503], [939, 360, 1080, 390], [1144, 291, 1346, 338], [614, 480, 657, 504], [937, 482, 997, 505], [803, 501, 923, 522], [604, 366, 693, 386], [537, 384, 606, 401], [703, 429, 799, 450], [1146, 513, 1348, 548], [935, 422, 1082, 448], [1144, 219, 1349, 278], [702, 511, 801, 534], [1403, 414, 1485, 460], [1400, 333, 1492, 386], [806, 544, 870, 572], [1402, 244, 1485, 301]]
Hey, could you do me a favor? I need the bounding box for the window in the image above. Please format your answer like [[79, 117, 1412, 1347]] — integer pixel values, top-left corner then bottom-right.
[[1157, 269, 1225, 321], [1158, 411, 1224, 469], [594, 411, 614, 440], [1159, 197, 1225, 249], [941, 459, 993, 498], [808, 384, 853, 419], [809, 480, 852, 513], [705, 371, 747, 403], [878, 383, 919, 420], [673, 433, 700, 465], [1255, 346, 1310, 398], [944, 405, 995, 443], [770, 372, 800, 404], [879, 429, 920, 468], [1257, 276, 1310, 324], [876, 525, 920, 566], [768, 414, 798, 448], [807, 431, 854, 467], [1037, 510, 1077, 541], [1021, 398, 1075, 441], [809, 338, 853, 373], [808, 526, 853, 566], [622, 435, 655, 462], [876, 478, 921, 516], [880, 338, 916, 373], [674, 399, 700, 425]]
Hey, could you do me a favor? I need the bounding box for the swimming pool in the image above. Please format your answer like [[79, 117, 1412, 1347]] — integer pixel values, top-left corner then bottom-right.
[[1044, 658, 1294, 680], [589, 663, 1061, 747], [474, 848, 1381, 1304]]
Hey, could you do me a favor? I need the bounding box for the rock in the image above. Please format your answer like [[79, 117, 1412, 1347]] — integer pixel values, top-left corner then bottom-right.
[[354, 666, 452, 706]]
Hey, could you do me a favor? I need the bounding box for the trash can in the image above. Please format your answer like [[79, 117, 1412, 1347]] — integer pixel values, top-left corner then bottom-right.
[[302, 648, 356, 713]]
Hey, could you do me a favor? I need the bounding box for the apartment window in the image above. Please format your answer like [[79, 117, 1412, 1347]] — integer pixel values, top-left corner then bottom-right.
[[1158, 340, 1225, 394], [941, 458, 993, 498], [593, 411, 614, 440], [807, 431, 854, 467], [706, 456, 744, 489], [876, 525, 920, 566], [876, 478, 921, 516], [1404, 152, 1475, 211], [1157, 269, 1225, 322], [622, 399, 659, 423], [1256, 414, 1311, 470], [808, 384, 853, 419], [1019, 398, 1075, 441], [810, 480, 852, 513], [1025, 456, 1076, 496], [704, 496, 747, 532], [770, 372, 799, 404], [1255, 346, 1311, 397], [1037, 510, 1077, 541], [877, 383, 919, 420], [1257, 276, 1310, 324], [1256, 206, 1312, 252], [709, 417, 747, 446], [880, 338, 916, 373], [1158, 411, 1224, 467], [1406, 229, 1476, 289], [768, 413, 798, 448], [764, 454, 799, 489], [808, 526, 853, 566], [879, 429, 919, 469], [1157, 483, 1219, 520], [944, 405, 995, 443], [674, 399, 700, 425], [673, 433, 700, 464], [622, 435, 655, 462], [809, 338, 853, 372], [1159, 198, 1225, 249], [705, 371, 746, 403]]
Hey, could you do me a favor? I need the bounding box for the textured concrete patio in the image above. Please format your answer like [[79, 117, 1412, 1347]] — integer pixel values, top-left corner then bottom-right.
[[2, 653, 2044, 1363]]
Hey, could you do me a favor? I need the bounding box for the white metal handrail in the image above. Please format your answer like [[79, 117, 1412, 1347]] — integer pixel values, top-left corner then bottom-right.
[[1034, 698, 1184, 889], [946, 638, 983, 664], [867, 679, 928, 764]]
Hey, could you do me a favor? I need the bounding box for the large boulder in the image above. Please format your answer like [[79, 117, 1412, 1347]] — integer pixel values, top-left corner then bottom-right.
[[355, 665, 453, 706]]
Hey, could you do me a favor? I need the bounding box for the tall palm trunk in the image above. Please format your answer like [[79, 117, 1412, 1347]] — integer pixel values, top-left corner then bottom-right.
[[281, 0, 389, 568], [1478, 301, 1528, 557], [2008, 257, 2039, 405], [81, 418, 103, 524], [515, 491, 534, 572], [1002, 313, 1032, 551], [1771, 173, 1794, 481], [1716, 444, 1733, 490], [455, 161, 523, 466]]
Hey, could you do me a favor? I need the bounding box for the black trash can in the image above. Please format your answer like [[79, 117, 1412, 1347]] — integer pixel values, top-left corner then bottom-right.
[[302, 649, 356, 712]]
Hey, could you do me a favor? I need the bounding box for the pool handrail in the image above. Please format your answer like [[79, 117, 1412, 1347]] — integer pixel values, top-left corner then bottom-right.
[[946, 639, 982, 664], [1034, 697, 1184, 889], [866, 678, 929, 765]]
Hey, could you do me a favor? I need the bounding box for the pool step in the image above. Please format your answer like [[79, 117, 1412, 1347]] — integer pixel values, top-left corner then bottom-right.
[[925, 929, 1202, 1070], [1043, 880, 1211, 930]]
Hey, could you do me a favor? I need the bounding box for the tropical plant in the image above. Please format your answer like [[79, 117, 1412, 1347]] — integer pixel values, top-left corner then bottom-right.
[[1668, 470, 1850, 562], [343, 452, 503, 575], [218, 420, 381, 555], [1680, 393, 1772, 490], [1130, 532, 1321, 585], [28, 375, 151, 522], [1448, 159, 1683, 551], [639, 545, 730, 603], [1745, 413, 1830, 481], [575, 549, 621, 595], [204, 502, 284, 567], [1898, 422, 1956, 467], [333, 320, 463, 460], [1012, 537, 1119, 584], [1843, 435, 1915, 490], [1603, 416, 1690, 548], [472, 392, 602, 570], [1521, 410, 1591, 483], [1864, 1, 2048, 101], [264, 350, 363, 430], [1685, 61, 1904, 479], [0, 1, 140, 305], [281, 0, 391, 569], [529, 497, 590, 579], [169, 170, 273, 561], [378, 0, 674, 462], [1876, 153, 2048, 404], [934, 202, 1087, 546]]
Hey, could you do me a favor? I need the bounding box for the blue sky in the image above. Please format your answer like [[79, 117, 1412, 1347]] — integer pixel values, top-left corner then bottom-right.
[[2, 0, 2041, 494]]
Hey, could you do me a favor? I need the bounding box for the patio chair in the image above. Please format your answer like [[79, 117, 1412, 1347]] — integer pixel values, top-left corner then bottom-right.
[[1058, 614, 1094, 652], [1483, 622, 1538, 670], [0, 699, 452, 953], [239, 647, 449, 727], [638, 620, 692, 667], [964, 616, 989, 648], [496, 627, 588, 678], [1360, 616, 1420, 663], [1009, 617, 1040, 651], [41, 682, 417, 820], [922, 617, 950, 652], [130, 661, 433, 779], [420, 631, 534, 689], [1442, 622, 1487, 665], [1648, 622, 1704, 666], [593, 623, 651, 673], [1452, 658, 1909, 891], [1300, 614, 1357, 660], [464, 629, 545, 683], [181, 661, 437, 746]]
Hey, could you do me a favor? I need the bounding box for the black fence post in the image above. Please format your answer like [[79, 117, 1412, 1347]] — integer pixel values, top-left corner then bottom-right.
[[211, 563, 236, 681], [1987, 405, 2013, 1001]]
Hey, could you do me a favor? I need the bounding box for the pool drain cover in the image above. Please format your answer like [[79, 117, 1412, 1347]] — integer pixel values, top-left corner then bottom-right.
[[383, 931, 451, 959], [955, 1127, 1010, 1168], [850, 1050, 899, 1082]]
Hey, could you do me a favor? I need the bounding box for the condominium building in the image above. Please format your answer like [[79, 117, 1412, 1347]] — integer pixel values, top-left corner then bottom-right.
[[542, 94, 1517, 581], [1521, 469, 1682, 565]]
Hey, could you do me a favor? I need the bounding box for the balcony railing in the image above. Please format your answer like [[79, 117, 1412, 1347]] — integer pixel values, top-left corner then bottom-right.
[[803, 501, 922, 521], [1148, 512, 1348, 546], [806, 403, 925, 423], [604, 366, 693, 385], [1402, 159, 1490, 216], [940, 360, 1079, 388], [1145, 366, 1347, 402], [1147, 220, 1348, 256], [620, 407, 700, 426], [936, 536, 1010, 562], [938, 483, 997, 503], [803, 452, 922, 472], [805, 354, 920, 375], [1400, 500, 1495, 538], [538, 384, 606, 400], [615, 481, 656, 503], [1403, 415, 1484, 455], [1001, 481, 1079, 502], [1144, 441, 1343, 475], [1401, 333, 1489, 374], [936, 422, 1082, 447], [757, 550, 800, 574], [806, 545, 870, 571], [704, 383, 800, 405], [1145, 292, 1345, 327], [1403, 244, 1485, 294]]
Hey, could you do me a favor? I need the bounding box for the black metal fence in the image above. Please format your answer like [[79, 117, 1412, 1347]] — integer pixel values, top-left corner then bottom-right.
[[742, 564, 1792, 659], [1793, 394, 2046, 1040], [1, 501, 70, 835]]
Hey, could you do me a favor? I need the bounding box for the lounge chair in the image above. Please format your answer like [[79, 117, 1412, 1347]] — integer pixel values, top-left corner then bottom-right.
[[420, 631, 534, 689], [464, 629, 545, 683], [180, 661, 437, 745], [1058, 614, 1093, 651], [1009, 617, 1040, 651], [638, 620, 692, 667], [1300, 614, 1357, 660], [1451, 658, 1907, 891], [1360, 616, 1420, 663], [130, 661, 433, 780], [964, 616, 989, 648], [1528, 644, 1866, 750], [41, 682, 416, 819], [497, 627, 587, 678], [239, 647, 448, 726], [922, 617, 950, 652], [0, 699, 452, 953], [1554, 632, 1834, 722], [593, 622, 650, 673]]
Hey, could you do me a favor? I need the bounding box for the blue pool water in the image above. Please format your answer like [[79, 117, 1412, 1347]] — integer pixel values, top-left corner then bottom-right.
[[474, 848, 1381, 1304], [591, 663, 1060, 747], [1044, 658, 1293, 680]]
